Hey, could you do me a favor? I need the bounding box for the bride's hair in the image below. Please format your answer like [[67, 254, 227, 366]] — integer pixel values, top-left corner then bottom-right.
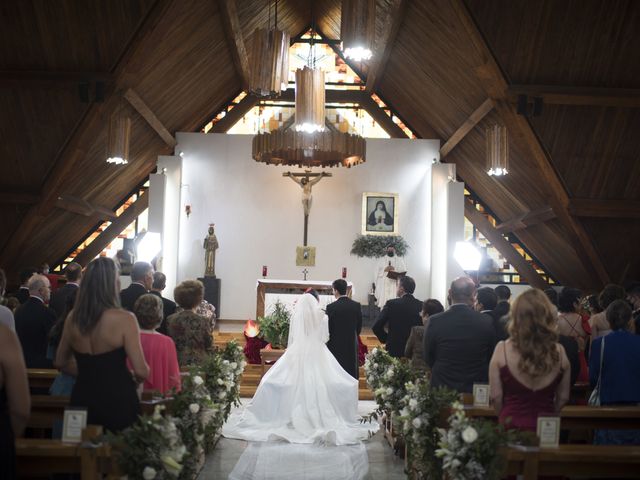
[[304, 288, 319, 301]]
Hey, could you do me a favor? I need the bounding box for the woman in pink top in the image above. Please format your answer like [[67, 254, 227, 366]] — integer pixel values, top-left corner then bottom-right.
[[133, 294, 181, 395]]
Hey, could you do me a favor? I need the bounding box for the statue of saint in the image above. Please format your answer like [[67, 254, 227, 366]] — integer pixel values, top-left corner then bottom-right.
[[203, 224, 219, 277]]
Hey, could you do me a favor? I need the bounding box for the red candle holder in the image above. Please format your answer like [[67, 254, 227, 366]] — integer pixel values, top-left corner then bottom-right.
[[342, 267, 347, 279], [262, 265, 268, 277]]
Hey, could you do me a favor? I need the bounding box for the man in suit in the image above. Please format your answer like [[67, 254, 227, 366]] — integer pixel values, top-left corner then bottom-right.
[[490, 285, 511, 341], [372, 275, 422, 358], [49, 262, 82, 319], [423, 277, 496, 393], [150, 271, 177, 334], [326, 278, 362, 379], [14, 274, 57, 368], [12, 267, 37, 305], [120, 261, 153, 311]]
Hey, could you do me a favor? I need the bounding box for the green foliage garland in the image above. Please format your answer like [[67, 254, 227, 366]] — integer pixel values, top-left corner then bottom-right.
[[257, 300, 291, 348], [350, 235, 409, 258]]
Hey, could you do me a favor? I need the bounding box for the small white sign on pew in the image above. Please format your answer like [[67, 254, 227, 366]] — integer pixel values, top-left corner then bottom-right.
[[62, 408, 87, 444], [536, 416, 560, 448], [472, 383, 490, 407]]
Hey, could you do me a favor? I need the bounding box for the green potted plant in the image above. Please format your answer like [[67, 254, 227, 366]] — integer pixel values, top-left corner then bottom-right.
[[257, 300, 291, 349]]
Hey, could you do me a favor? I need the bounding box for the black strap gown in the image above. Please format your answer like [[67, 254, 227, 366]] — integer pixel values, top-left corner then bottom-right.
[[70, 347, 140, 433], [0, 386, 15, 479]]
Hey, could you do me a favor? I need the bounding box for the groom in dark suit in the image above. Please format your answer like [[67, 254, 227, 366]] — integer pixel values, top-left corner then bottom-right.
[[326, 279, 362, 379]]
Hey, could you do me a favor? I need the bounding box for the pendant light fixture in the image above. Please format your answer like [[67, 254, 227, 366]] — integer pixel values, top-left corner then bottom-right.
[[295, 66, 325, 133], [341, 0, 375, 62], [486, 124, 508, 176], [106, 99, 131, 165]]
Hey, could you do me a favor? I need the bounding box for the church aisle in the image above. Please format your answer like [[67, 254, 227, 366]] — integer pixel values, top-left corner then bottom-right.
[[198, 400, 406, 479]]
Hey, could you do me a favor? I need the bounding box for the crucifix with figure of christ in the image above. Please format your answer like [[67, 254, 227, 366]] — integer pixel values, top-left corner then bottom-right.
[[283, 170, 332, 246]]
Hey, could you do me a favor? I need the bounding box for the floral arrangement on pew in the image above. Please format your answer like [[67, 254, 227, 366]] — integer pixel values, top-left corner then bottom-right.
[[397, 380, 458, 480], [109, 341, 245, 480]]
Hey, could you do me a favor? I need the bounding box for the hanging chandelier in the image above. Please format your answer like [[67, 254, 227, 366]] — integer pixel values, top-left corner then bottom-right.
[[486, 124, 508, 176], [106, 99, 131, 165], [248, 24, 289, 96], [341, 0, 376, 61], [295, 66, 325, 133]]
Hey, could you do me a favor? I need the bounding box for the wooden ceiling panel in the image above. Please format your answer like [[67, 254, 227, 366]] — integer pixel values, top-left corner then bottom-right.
[[0, 0, 155, 71], [236, 0, 309, 41], [465, 0, 640, 87]]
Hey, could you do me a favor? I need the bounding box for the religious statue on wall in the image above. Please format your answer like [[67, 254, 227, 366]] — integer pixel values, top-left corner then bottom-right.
[[203, 224, 219, 277]]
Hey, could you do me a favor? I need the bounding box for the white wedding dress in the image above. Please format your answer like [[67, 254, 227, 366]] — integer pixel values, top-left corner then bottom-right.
[[222, 293, 378, 445]]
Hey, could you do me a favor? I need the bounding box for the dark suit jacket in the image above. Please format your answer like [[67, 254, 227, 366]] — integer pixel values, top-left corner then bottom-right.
[[150, 290, 177, 334], [424, 304, 497, 393], [49, 283, 78, 319], [14, 287, 30, 305], [326, 296, 362, 379], [120, 283, 148, 312], [372, 294, 422, 358], [14, 297, 57, 368]]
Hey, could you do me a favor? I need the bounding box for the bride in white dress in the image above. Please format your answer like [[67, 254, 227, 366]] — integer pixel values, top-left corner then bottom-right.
[[223, 292, 378, 445]]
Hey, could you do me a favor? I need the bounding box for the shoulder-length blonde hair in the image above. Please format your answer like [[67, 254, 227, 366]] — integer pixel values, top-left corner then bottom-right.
[[507, 288, 559, 377]]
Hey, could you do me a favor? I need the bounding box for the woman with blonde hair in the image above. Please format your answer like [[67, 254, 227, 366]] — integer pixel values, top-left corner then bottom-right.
[[489, 289, 570, 431]]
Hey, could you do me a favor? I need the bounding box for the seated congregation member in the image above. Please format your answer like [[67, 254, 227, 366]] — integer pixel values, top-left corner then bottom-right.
[[167, 280, 213, 366], [405, 298, 444, 373], [56, 257, 149, 433], [424, 277, 496, 393], [0, 268, 15, 331], [590, 284, 625, 340], [133, 294, 181, 394], [49, 262, 82, 319], [489, 289, 570, 431], [120, 261, 154, 311], [11, 267, 36, 305], [557, 287, 590, 383], [372, 276, 422, 358], [590, 300, 640, 445], [150, 272, 177, 334], [0, 324, 30, 480], [14, 274, 57, 368]]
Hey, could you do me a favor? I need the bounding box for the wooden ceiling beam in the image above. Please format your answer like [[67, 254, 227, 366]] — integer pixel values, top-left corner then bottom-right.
[[209, 94, 259, 133], [495, 206, 556, 233], [508, 85, 640, 108], [123, 88, 176, 147], [0, 70, 114, 88], [450, 0, 610, 286], [216, 0, 251, 91], [55, 195, 117, 220], [464, 199, 548, 289], [440, 98, 493, 159], [359, 95, 409, 138], [365, 0, 407, 94], [72, 191, 149, 268], [0, 192, 40, 204], [568, 199, 640, 219]]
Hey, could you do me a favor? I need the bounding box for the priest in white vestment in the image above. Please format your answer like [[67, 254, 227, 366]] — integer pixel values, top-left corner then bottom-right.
[[374, 247, 407, 308]]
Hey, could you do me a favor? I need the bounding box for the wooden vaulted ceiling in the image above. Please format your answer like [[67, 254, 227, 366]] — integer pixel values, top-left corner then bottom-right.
[[1, 0, 638, 290]]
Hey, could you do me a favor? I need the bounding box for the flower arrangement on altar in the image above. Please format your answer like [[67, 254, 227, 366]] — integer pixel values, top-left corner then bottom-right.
[[350, 234, 409, 258], [109, 341, 245, 480], [256, 300, 291, 349]]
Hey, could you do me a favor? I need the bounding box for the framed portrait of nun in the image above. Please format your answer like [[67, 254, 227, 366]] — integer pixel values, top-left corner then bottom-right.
[[361, 192, 399, 235]]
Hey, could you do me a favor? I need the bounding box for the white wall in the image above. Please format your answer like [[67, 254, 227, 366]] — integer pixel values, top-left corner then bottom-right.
[[167, 133, 441, 319]]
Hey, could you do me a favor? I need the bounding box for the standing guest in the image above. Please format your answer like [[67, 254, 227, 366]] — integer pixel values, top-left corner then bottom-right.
[[491, 285, 511, 341], [489, 289, 571, 431], [14, 275, 57, 368], [11, 267, 36, 305], [120, 261, 153, 311], [149, 272, 176, 334], [133, 294, 181, 394], [0, 325, 30, 480], [196, 299, 217, 330], [372, 276, 422, 358], [326, 279, 362, 379], [49, 262, 82, 319], [55, 257, 149, 433], [625, 282, 640, 335], [4, 298, 19, 314], [590, 284, 625, 340], [0, 269, 15, 331], [476, 287, 498, 314], [167, 280, 213, 366], [424, 277, 496, 393], [557, 287, 589, 383], [544, 288, 559, 308], [38, 262, 60, 292], [405, 299, 444, 373], [590, 300, 640, 444]]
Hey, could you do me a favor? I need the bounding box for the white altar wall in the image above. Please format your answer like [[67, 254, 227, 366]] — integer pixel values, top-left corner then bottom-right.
[[169, 133, 440, 319]]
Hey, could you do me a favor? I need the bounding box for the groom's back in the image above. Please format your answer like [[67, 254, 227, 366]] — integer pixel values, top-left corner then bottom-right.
[[326, 297, 362, 379]]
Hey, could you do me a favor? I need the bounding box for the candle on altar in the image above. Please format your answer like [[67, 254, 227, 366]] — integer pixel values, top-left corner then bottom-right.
[[342, 267, 347, 279], [262, 265, 268, 277]]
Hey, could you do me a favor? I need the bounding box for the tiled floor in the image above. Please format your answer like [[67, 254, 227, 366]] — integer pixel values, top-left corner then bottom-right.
[[198, 400, 406, 479]]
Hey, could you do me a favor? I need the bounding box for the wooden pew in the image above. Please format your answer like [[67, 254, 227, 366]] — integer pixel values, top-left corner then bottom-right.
[[27, 368, 57, 391]]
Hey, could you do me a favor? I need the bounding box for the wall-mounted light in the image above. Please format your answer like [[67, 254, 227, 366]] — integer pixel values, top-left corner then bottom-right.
[[341, 0, 375, 61]]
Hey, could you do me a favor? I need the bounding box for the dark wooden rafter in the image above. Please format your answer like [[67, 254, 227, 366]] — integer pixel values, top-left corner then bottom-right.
[[358, 95, 409, 138], [508, 85, 640, 108], [123, 88, 176, 147], [72, 191, 149, 267], [450, 0, 610, 286], [440, 98, 493, 158], [568, 199, 640, 219], [365, 0, 407, 94], [209, 94, 259, 133], [0, 70, 114, 88], [0, 192, 40, 204], [55, 195, 117, 220], [0, 0, 176, 268], [464, 199, 548, 289], [216, 0, 251, 91], [495, 206, 556, 233]]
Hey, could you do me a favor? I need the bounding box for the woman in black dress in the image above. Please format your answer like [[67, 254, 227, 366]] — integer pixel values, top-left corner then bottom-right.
[[56, 257, 149, 433]]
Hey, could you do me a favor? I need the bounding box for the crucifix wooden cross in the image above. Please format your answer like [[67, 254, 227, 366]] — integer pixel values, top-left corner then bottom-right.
[[302, 268, 309, 281], [283, 170, 332, 246]]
